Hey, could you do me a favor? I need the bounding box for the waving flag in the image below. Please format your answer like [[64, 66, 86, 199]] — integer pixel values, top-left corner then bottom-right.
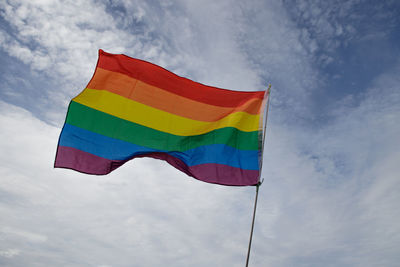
[[55, 50, 269, 186]]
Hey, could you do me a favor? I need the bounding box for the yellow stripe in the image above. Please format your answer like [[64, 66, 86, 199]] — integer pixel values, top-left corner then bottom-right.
[[73, 89, 260, 136]]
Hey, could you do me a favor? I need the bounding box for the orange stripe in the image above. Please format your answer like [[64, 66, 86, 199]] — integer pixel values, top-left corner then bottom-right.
[[87, 68, 264, 122]]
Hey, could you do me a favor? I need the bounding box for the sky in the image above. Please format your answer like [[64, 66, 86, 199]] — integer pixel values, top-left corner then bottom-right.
[[0, 0, 399, 266]]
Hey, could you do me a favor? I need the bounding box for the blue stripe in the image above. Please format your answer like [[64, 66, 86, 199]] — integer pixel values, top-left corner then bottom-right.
[[59, 123, 259, 170]]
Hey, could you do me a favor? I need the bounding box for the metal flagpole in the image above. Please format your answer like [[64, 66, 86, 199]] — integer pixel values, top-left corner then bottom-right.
[[245, 181, 262, 267], [245, 85, 271, 267]]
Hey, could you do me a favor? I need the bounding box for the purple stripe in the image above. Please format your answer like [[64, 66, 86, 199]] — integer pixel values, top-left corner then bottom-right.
[[55, 146, 259, 186], [54, 146, 124, 174], [189, 163, 259, 186]]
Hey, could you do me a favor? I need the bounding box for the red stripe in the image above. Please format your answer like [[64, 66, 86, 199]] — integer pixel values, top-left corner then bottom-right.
[[95, 50, 265, 108], [55, 146, 259, 186]]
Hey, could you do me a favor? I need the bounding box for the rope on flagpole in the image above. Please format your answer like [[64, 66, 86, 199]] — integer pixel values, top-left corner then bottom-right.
[[245, 84, 271, 267]]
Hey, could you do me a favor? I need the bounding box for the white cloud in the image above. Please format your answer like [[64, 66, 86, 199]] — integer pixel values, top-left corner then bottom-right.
[[251, 61, 400, 266], [283, 0, 398, 67], [230, 0, 322, 117], [0, 0, 399, 266], [0, 0, 164, 124], [1, 227, 47, 243], [0, 249, 20, 259]]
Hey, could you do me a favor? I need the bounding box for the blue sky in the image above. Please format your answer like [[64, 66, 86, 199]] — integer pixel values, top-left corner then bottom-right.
[[0, 0, 399, 266]]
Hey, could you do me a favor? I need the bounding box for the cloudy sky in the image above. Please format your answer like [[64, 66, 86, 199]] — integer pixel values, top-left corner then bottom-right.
[[1, 0, 399, 266]]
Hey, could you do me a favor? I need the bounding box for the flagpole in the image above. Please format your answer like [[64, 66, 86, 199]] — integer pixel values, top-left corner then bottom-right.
[[245, 181, 261, 267], [245, 85, 271, 267]]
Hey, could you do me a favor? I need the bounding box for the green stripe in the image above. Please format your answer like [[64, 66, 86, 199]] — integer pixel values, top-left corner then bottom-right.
[[66, 101, 259, 151]]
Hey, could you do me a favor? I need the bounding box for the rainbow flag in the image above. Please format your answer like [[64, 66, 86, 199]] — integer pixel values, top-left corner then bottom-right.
[[55, 50, 269, 186]]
